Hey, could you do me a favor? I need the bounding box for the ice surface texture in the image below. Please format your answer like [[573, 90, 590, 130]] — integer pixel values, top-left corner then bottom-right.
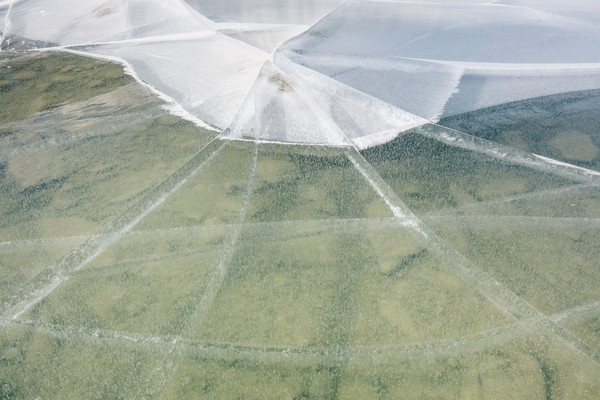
[[1, 0, 600, 398], [3, 0, 598, 146], [279, 1, 600, 143]]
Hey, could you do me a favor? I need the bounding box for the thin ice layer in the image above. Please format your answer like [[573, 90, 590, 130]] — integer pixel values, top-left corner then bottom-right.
[[222, 61, 348, 146], [556, 305, 600, 354], [439, 89, 600, 171], [183, 0, 346, 24], [83, 36, 267, 129], [0, 237, 87, 309], [0, 52, 215, 242], [361, 128, 577, 214], [3, 0, 213, 46], [218, 23, 308, 53], [496, 0, 600, 13], [133, 140, 256, 230], [224, 57, 427, 148], [339, 324, 600, 398], [280, 41, 464, 123], [181, 218, 511, 348], [0, 52, 220, 319], [2, 316, 599, 398], [361, 123, 600, 347], [18, 228, 228, 336], [281, 2, 600, 63], [277, 52, 429, 148], [278, 1, 600, 126]]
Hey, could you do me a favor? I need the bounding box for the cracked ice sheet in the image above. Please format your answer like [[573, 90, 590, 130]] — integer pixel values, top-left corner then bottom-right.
[[17, 227, 229, 337], [3, 0, 214, 46], [439, 89, 600, 171], [161, 322, 600, 397], [361, 127, 579, 215], [0, 69, 215, 241], [424, 214, 600, 314], [0, 52, 218, 316], [281, 2, 600, 64], [361, 124, 600, 324], [183, 0, 346, 24], [278, 1, 600, 125], [79, 35, 267, 129], [0, 4, 6, 34], [3, 0, 270, 130], [132, 140, 256, 231], [217, 23, 308, 53], [223, 61, 352, 146], [1, 317, 599, 399], [0, 236, 88, 310], [555, 304, 600, 354], [495, 1, 600, 26], [185, 0, 349, 53], [8, 139, 256, 333], [0, 322, 180, 399], [338, 324, 600, 398], [275, 55, 428, 148], [241, 143, 393, 222], [11, 141, 513, 349], [279, 42, 464, 123], [224, 59, 427, 148], [496, 0, 600, 14], [179, 218, 512, 348]]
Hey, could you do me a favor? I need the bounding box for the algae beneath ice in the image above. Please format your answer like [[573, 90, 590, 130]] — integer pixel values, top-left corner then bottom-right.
[[439, 89, 600, 170], [0, 51, 217, 310], [1, 47, 600, 399], [0, 51, 133, 132]]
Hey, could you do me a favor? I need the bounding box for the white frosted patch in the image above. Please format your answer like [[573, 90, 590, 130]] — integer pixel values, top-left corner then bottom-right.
[[223, 61, 348, 146], [4, 0, 214, 46], [278, 1, 600, 125], [1, 0, 270, 129], [496, 0, 600, 13], [183, 0, 347, 24], [276, 52, 428, 149], [282, 2, 600, 64], [282, 51, 464, 122], [0, 1, 13, 46], [84, 34, 266, 129], [495, 0, 600, 25], [218, 24, 308, 53], [2, 0, 599, 145], [442, 66, 600, 118], [7, 0, 128, 45]]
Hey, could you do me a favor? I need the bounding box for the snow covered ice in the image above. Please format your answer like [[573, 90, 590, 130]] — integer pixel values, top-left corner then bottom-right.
[[1, 0, 600, 398]]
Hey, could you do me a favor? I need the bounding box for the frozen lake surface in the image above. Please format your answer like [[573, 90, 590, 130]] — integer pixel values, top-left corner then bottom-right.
[[1, 0, 600, 398]]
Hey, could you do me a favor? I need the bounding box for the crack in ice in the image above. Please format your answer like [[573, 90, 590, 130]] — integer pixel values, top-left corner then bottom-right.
[[2, 313, 595, 366], [3, 138, 226, 319], [419, 125, 600, 184]]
